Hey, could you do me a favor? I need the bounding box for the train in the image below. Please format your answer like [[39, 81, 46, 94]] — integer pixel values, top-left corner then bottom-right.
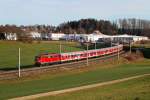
[[35, 44, 123, 66]]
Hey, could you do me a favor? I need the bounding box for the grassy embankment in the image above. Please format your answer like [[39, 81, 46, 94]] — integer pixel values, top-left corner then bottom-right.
[[0, 41, 150, 99], [0, 59, 149, 99], [38, 75, 150, 100], [0, 41, 83, 70]]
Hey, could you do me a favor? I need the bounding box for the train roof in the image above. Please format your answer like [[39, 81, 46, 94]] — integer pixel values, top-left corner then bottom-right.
[[37, 53, 60, 56], [61, 45, 123, 56], [37, 44, 123, 57]]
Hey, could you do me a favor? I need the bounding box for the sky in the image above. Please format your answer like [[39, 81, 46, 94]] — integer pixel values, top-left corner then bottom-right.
[[0, 0, 150, 26]]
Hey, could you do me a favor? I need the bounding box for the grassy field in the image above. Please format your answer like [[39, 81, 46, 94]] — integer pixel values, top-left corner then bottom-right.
[[0, 41, 83, 70], [0, 59, 149, 99], [38, 75, 150, 100]]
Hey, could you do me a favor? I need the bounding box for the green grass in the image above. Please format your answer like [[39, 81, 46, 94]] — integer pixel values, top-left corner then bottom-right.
[[0, 41, 83, 69], [0, 59, 149, 99], [38, 75, 150, 100]]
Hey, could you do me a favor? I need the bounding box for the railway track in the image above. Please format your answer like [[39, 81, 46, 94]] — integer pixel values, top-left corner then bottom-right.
[[0, 51, 125, 80]]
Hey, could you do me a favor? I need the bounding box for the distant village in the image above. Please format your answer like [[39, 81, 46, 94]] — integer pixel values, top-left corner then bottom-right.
[[0, 30, 149, 44], [0, 18, 150, 43]]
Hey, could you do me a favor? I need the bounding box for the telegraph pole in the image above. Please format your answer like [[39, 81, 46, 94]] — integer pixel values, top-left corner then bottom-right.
[[59, 42, 62, 63], [95, 42, 98, 56], [86, 43, 89, 66], [59, 42, 62, 54], [111, 38, 112, 47], [117, 43, 119, 61], [18, 48, 21, 77], [95, 42, 96, 50], [130, 41, 132, 54]]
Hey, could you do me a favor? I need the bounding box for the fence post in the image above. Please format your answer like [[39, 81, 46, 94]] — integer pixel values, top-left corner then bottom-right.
[[130, 41, 132, 54], [60, 42, 62, 54], [18, 48, 21, 77], [118, 44, 119, 61], [86, 43, 89, 66]]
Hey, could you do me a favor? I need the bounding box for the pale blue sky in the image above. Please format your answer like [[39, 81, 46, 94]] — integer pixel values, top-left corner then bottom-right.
[[0, 0, 150, 26]]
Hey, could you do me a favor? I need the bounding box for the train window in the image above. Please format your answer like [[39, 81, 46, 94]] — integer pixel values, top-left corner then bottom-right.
[[74, 55, 77, 57], [81, 54, 84, 56], [48, 56, 52, 58], [63, 56, 65, 58], [66, 55, 69, 58], [68, 55, 70, 58], [65, 55, 67, 58], [41, 55, 47, 58], [62, 56, 65, 58], [54, 55, 58, 58]]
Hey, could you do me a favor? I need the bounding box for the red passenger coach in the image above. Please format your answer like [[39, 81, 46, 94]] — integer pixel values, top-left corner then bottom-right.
[[35, 45, 123, 66]]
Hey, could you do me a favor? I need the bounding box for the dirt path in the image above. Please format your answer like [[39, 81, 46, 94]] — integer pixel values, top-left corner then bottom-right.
[[10, 73, 150, 100]]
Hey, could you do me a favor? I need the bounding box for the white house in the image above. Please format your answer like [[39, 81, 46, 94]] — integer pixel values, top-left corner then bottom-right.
[[29, 32, 41, 39], [49, 33, 65, 40], [4, 33, 17, 40], [80, 31, 149, 43], [112, 34, 149, 43], [25, 32, 65, 40], [84, 31, 110, 42], [63, 34, 84, 41], [40, 33, 50, 40], [48, 31, 149, 43]]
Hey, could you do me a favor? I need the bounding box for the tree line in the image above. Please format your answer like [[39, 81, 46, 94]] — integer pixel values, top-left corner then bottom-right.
[[0, 18, 150, 38], [58, 19, 117, 35], [117, 18, 150, 37]]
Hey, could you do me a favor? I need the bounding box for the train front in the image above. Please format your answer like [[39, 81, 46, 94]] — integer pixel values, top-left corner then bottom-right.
[[35, 53, 61, 66], [35, 55, 42, 66]]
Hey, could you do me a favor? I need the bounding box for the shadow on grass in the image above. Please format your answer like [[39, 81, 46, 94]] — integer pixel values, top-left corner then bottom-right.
[[142, 48, 150, 59], [0, 64, 36, 71], [124, 46, 150, 59]]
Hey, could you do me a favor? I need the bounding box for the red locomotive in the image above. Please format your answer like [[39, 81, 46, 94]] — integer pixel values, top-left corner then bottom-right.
[[35, 45, 123, 66]]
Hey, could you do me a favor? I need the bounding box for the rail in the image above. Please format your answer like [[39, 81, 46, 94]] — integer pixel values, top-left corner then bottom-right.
[[0, 51, 125, 80]]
